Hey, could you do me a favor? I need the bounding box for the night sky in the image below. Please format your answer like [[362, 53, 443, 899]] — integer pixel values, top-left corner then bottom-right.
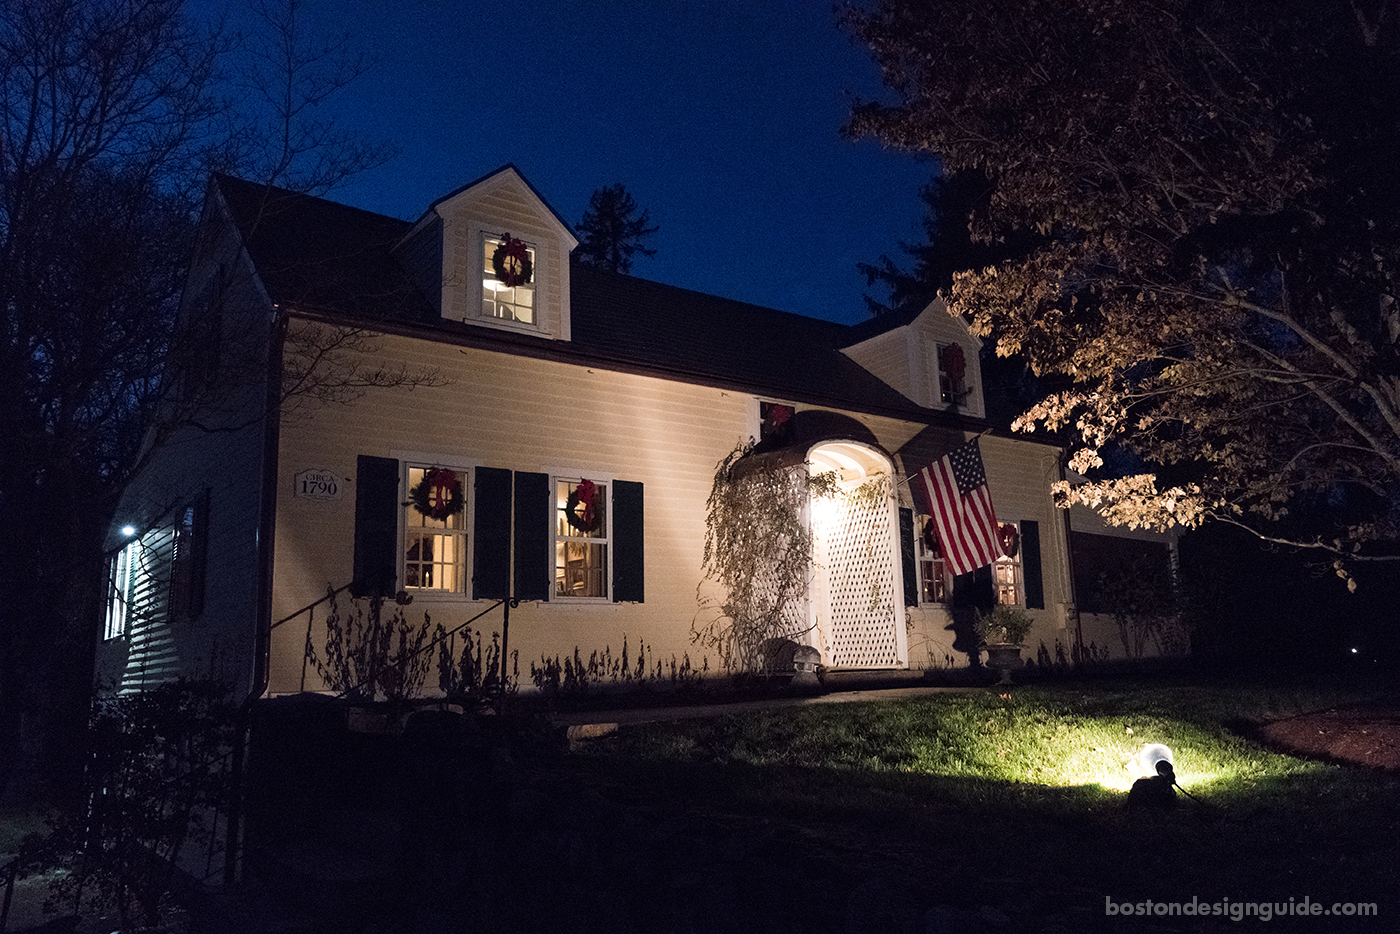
[[269, 0, 935, 325]]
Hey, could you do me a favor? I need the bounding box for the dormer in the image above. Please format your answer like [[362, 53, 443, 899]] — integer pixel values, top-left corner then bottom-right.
[[841, 297, 986, 419], [394, 165, 579, 340]]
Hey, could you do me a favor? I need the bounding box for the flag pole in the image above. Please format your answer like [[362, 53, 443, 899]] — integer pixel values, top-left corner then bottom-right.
[[896, 428, 994, 488]]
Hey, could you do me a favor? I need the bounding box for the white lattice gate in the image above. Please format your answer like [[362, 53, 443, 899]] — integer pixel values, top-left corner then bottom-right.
[[818, 481, 905, 668]]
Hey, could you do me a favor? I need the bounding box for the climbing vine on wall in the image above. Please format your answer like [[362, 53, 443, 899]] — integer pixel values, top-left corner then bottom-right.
[[693, 440, 839, 672]]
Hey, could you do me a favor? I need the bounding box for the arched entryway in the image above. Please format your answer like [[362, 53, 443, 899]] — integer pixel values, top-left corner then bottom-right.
[[807, 441, 908, 669]]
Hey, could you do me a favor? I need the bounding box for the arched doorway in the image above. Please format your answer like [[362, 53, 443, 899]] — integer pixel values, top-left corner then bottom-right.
[[807, 441, 908, 669]]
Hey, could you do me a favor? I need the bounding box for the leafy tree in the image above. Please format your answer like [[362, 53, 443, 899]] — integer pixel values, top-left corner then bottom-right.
[[575, 183, 659, 274], [843, 0, 1400, 575], [0, 0, 401, 802]]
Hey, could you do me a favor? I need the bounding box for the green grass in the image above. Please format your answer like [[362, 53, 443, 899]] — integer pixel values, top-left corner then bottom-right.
[[568, 681, 1400, 924]]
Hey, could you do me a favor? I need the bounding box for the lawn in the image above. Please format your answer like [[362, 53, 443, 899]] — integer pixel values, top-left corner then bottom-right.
[[557, 680, 1399, 931], [7, 678, 1396, 933]]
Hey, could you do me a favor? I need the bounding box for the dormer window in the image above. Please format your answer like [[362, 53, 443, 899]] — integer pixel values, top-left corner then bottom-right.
[[936, 343, 970, 406], [483, 234, 535, 324]]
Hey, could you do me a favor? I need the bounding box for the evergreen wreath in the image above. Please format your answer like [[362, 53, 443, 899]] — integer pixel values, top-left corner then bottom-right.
[[999, 522, 1020, 559], [407, 468, 464, 522], [565, 479, 600, 533], [492, 234, 533, 288]]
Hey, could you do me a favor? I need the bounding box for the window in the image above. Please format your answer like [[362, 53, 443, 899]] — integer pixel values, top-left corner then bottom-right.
[[482, 235, 535, 324], [995, 521, 1021, 606], [105, 539, 141, 640], [936, 343, 970, 406], [915, 515, 949, 604], [555, 477, 608, 599], [759, 401, 796, 446], [403, 465, 468, 594]]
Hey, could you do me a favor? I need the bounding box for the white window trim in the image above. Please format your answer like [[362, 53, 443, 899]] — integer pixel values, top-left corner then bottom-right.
[[474, 229, 546, 335], [756, 398, 797, 446], [396, 453, 477, 602], [913, 513, 950, 606], [930, 341, 969, 409], [995, 518, 1023, 607], [545, 467, 617, 604]]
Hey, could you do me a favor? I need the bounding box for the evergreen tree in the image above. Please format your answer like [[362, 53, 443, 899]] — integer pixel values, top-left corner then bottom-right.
[[576, 183, 659, 274], [860, 169, 1038, 316]]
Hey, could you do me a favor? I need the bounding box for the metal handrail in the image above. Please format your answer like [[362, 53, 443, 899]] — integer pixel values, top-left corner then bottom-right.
[[270, 582, 354, 631]]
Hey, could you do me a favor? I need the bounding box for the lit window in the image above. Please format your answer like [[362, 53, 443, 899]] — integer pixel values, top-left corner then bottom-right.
[[555, 477, 608, 599], [995, 521, 1021, 605], [105, 539, 142, 640], [403, 465, 468, 593], [916, 515, 949, 604], [482, 235, 535, 324], [936, 342, 970, 406]]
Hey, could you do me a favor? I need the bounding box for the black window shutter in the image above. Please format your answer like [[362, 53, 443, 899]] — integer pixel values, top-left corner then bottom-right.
[[513, 471, 551, 601], [613, 480, 644, 603], [898, 507, 918, 607], [352, 456, 399, 598], [953, 564, 995, 610], [182, 488, 211, 619], [473, 466, 512, 600], [1020, 520, 1045, 609]]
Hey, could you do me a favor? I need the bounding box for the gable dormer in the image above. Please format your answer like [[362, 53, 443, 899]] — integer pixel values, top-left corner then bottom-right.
[[394, 165, 579, 340], [841, 298, 986, 418]]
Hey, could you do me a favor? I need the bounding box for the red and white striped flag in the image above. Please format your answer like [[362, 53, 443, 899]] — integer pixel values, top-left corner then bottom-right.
[[912, 438, 1003, 577]]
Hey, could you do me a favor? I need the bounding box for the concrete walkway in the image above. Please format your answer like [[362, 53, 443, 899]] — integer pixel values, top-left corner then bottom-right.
[[549, 674, 981, 742]]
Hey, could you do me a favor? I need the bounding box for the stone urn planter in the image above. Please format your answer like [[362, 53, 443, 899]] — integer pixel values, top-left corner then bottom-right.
[[975, 605, 1034, 687], [984, 643, 1025, 685]]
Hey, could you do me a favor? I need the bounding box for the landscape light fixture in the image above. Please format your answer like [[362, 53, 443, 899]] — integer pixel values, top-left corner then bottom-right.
[[1132, 742, 1210, 806], [1136, 743, 1174, 780]]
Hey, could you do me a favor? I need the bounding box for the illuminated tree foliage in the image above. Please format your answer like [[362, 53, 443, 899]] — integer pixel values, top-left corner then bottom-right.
[[843, 0, 1400, 573]]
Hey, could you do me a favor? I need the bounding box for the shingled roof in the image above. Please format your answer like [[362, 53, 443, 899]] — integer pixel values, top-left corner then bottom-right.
[[211, 173, 982, 425]]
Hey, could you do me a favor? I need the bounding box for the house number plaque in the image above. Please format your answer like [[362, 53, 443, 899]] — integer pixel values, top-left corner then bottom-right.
[[294, 468, 343, 501]]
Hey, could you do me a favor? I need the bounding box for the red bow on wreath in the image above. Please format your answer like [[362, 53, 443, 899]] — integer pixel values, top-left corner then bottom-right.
[[576, 479, 596, 527], [429, 468, 457, 517], [940, 344, 966, 390], [495, 234, 532, 287], [999, 522, 1020, 559]]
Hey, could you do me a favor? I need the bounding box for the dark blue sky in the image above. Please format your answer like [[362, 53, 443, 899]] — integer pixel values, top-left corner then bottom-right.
[[281, 0, 936, 325]]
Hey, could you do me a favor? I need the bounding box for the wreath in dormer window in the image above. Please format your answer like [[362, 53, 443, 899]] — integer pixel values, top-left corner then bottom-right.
[[492, 234, 533, 288], [565, 479, 600, 534], [407, 468, 464, 522], [940, 343, 969, 400]]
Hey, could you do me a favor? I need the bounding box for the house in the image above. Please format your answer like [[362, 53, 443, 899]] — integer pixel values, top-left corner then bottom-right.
[[95, 165, 1178, 700]]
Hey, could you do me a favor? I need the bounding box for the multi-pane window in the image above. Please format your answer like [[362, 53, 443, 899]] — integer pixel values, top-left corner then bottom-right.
[[759, 400, 796, 446], [482, 236, 535, 323], [936, 343, 969, 406], [555, 477, 608, 599], [403, 465, 468, 594], [105, 539, 141, 640], [915, 515, 949, 604], [995, 521, 1021, 605]]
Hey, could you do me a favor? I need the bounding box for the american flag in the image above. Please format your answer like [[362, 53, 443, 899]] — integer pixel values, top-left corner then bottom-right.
[[912, 438, 1003, 576]]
